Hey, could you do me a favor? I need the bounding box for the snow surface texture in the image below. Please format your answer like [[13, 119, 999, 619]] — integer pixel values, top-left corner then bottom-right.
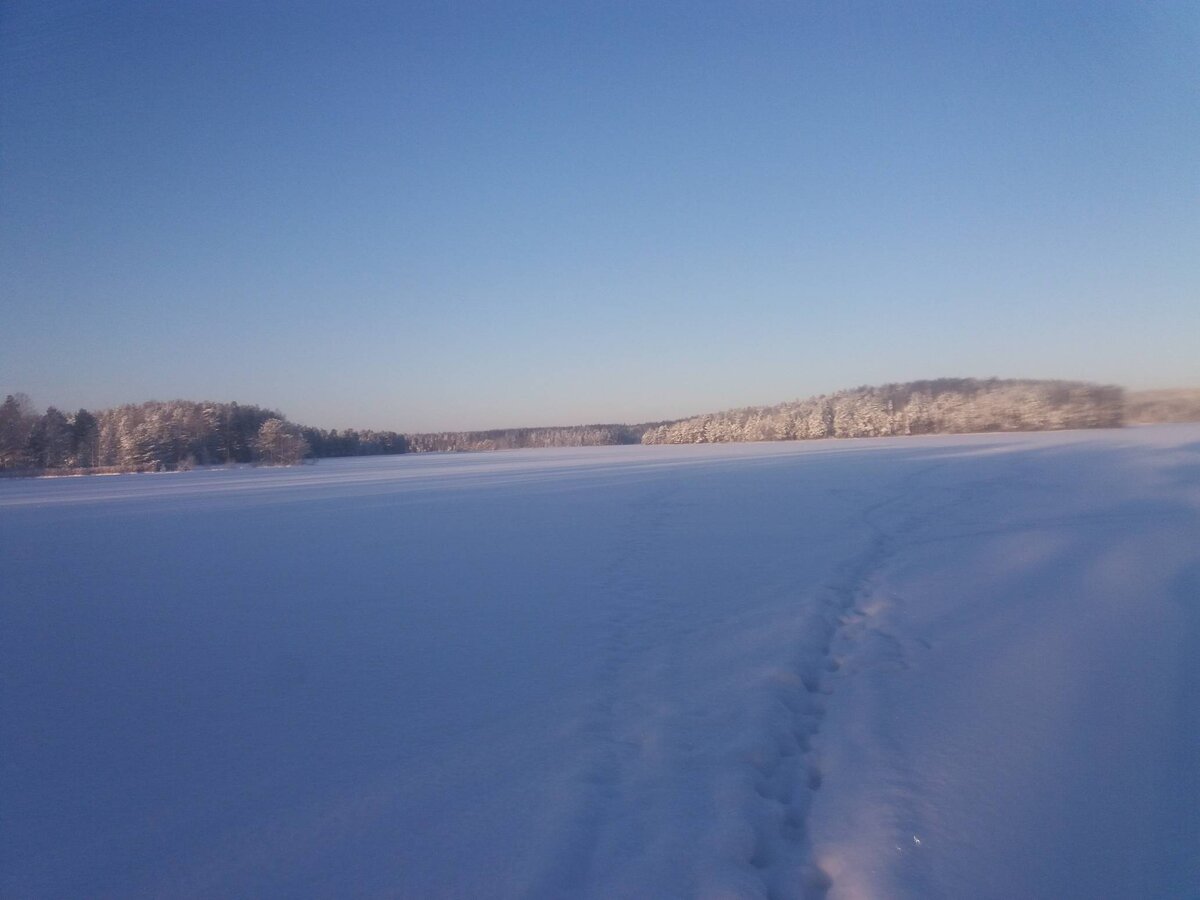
[[2, 426, 1198, 899]]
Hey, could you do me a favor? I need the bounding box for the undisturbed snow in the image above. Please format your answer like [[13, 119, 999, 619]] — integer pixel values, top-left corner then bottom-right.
[[2, 426, 1198, 898]]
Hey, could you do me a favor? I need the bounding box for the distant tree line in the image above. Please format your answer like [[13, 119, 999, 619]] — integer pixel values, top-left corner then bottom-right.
[[640, 379, 1125, 445], [1, 395, 103, 471], [299, 426, 408, 458], [0, 395, 653, 475], [4, 378, 1182, 476], [1124, 389, 1200, 425], [405, 424, 647, 453], [0, 397, 407, 474]]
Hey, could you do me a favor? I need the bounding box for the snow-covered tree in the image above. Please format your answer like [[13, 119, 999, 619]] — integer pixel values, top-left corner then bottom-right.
[[254, 418, 310, 466]]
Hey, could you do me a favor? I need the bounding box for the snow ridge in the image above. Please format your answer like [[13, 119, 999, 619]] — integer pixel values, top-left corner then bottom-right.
[[739, 464, 947, 899], [530, 461, 954, 899]]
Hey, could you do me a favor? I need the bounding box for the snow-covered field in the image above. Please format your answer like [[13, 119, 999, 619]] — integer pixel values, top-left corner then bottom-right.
[[3, 426, 1198, 899]]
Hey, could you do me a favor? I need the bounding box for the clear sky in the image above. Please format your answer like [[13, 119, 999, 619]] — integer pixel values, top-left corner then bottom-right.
[[2, 1, 1197, 431]]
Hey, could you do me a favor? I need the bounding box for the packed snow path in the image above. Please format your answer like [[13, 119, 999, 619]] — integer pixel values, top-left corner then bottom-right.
[[2, 426, 1198, 898]]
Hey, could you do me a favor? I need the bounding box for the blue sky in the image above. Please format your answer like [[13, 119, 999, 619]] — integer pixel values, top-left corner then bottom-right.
[[2, 1, 1196, 431]]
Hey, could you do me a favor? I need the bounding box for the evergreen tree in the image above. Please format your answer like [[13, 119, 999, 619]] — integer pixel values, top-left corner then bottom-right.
[[0, 394, 37, 469], [28, 407, 72, 468], [70, 409, 99, 467]]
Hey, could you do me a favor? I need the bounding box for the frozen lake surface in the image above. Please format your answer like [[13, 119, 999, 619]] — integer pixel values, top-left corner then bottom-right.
[[3, 426, 1199, 898]]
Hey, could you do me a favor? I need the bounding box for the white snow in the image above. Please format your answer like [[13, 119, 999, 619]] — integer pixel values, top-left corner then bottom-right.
[[2, 426, 1198, 898]]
